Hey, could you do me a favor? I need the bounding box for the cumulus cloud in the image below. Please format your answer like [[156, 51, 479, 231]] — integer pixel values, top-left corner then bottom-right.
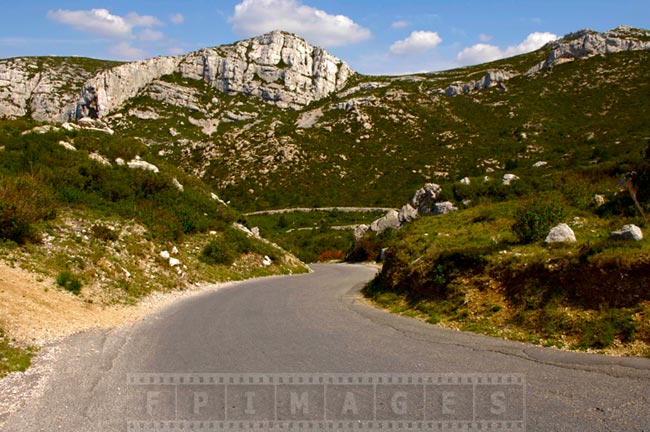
[[456, 31, 557, 66], [138, 29, 164, 42], [125, 12, 162, 28], [109, 41, 145, 60], [48, 8, 162, 39], [391, 20, 410, 30], [230, 0, 371, 47], [389, 31, 442, 55], [170, 13, 185, 25], [479, 33, 492, 42], [48, 9, 133, 39]]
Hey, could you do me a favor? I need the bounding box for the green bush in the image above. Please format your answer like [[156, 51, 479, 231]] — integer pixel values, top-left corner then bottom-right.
[[0, 176, 57, 244], [91, 224, 119, 242], [56, 270, 82, 295], [199, 238, 237, 266], [512, 201, 567, 243]]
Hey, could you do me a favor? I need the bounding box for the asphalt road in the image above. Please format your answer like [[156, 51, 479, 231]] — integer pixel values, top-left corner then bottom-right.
[[2, 264, 650, 431]]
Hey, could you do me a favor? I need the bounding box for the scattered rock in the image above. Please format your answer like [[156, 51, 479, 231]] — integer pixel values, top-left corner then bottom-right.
[[460, 177, 471, 185], [127, 159, 159, 173], [88, 152, 111, 166], [369, 210, 401, 233], [171, 246, 179, 255], [610, 224, 643, 241], [262, 256, 272, 266], [443, 70, 515, 96], [169, 128, 180, 137], [545, 223, 576, 243], [128, 108, 160, 120], [593, 194, 606, 207], [432, 201, 458, 215], [169, 258, 181, 267], [21, 125, 58, 135], [172, 178, 184, 192], [115, 158, 125, 166], [533, 161, 548, 168], [160, 251, 171, 260], [58, 141, 76, 151], [503, 174, 519, 185]]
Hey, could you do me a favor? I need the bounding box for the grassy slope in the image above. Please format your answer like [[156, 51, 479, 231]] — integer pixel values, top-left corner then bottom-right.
[[0, 118, 307, 373], [110, 49, 650, 213]]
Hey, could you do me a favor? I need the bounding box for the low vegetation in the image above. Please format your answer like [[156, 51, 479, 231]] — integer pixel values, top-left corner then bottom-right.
[[244, 210, 384, 262], [0, 328, 36, 378], [362, 164, 650, 355]]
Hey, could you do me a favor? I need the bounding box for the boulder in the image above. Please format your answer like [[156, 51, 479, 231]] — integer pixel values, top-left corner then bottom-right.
[[160, 251, 171, 260], [503, 174, 519, 185], [432, 201, 458, 215], [398, 204, 418, 224], [410, 183, 442, 215], [593, 194, 606, 207], [127, 159, 159, 173], [460, 177, 471, 185], [58, 141, 76, 151], [545, 223, 576, 243], [172, 178, 184, 192], [89, 152, 111, 166], [369, 210, 401, 233], [610, 224, 643, 241]]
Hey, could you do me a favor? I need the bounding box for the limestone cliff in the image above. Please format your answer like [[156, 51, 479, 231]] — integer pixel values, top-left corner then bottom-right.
[[178, 30, 353, 109]]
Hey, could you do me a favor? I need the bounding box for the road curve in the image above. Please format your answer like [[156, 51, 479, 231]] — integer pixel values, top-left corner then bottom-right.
[[2, 264, 649, 431]]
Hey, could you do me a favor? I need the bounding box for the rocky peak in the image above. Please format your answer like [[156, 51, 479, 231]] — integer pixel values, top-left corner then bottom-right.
[[179, 30, 354, 109], [527, 26, 650, 74]]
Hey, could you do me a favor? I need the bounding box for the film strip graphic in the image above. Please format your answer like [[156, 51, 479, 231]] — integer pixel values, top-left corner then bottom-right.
[[126, 373, 525, 431]]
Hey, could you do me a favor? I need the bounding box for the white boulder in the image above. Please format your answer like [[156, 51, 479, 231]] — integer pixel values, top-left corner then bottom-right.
[[545, 223, 576, 243], [610, 224, 643, 241]]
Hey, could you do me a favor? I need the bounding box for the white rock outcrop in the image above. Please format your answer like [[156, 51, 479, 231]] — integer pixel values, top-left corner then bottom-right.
[[355, 183, 448, 238], [70, 56, 181, 120], [527, 26, 650, 74], [179, 31, 353, 109], [545, 223, 576, 243], [503, 174, 519, 185], [127, 159, 160, 173], [610, 224, 643, 241], [443, 70, 514, 97]]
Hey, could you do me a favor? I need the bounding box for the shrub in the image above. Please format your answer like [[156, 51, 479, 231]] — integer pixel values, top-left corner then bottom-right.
[[347, 232, 382, 262], [512, 201, 567, 243], [56, 270, 82, 295], [0, 176, 56, 244], [199, 238, 237, 266], [91, 224, 118, 242]]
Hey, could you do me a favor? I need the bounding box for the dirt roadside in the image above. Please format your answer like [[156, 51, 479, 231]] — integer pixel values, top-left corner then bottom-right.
[[0, 262, 231, 346]]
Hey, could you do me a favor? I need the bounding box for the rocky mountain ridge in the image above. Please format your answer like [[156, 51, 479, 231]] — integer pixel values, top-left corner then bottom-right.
[[0, 31, 352, 123]]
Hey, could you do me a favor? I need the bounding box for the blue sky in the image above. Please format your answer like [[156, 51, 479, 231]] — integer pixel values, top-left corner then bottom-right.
[[1, 0, 648, 75]]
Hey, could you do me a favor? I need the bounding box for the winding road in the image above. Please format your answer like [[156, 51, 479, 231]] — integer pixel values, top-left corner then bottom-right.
[[2, 264, 649, 431]]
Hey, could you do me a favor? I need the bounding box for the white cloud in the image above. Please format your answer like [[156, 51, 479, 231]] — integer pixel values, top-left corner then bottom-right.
[[456, 31, 557, 66], [456, 43, 503, 65], [479, 33, 492, 42], [48, 9, 133, 39], [230, 0, 371, 47], [505, 31, 557, 56], [391, 20, 410, 30], [138, 29, 164, 42], [389, 31, 442, 55], [170, 13, 185, 25], [125, 12, 162, 28], [48, 9, 162, 40], [109, 41, 145, 60]]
